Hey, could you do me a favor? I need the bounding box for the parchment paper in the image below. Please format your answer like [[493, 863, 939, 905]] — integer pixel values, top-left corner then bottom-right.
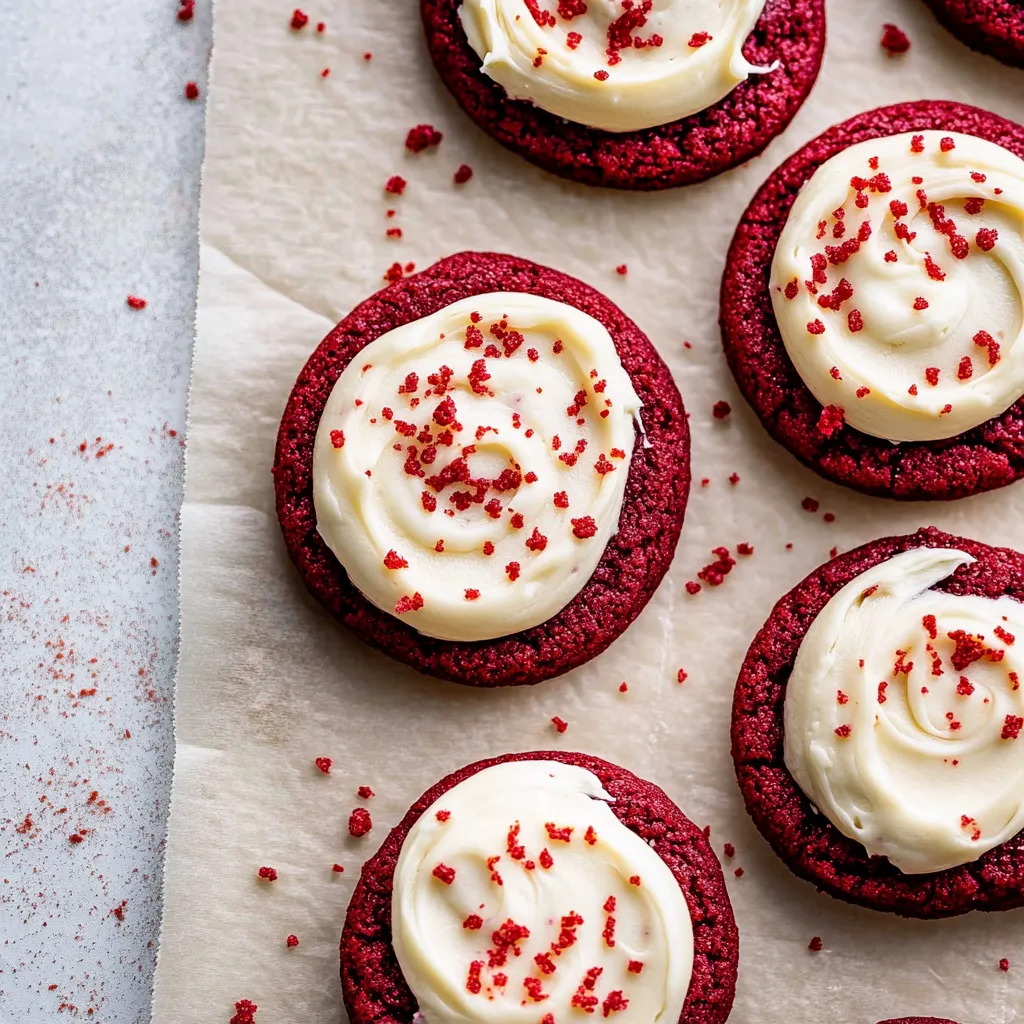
[[152, 1, 1024, 1021]]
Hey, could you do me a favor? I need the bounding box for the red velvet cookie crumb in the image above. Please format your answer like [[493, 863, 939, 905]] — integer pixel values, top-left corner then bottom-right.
[[419, 0, 825, 190], [340, 751, 738, 1024], [720, 100, 1024, 501], [273, 252, 690, 687], [922, 0, 1024, 67], [732, 527, 1024, 917]]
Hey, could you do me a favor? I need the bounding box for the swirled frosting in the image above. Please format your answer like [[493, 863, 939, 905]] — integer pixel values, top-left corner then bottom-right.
[[771, 130, 1024, 442], [391, 760, 693, 1024], [784, 547, 1024, 874], [459, 0, 769, 133], [312, 293, 642, 642]]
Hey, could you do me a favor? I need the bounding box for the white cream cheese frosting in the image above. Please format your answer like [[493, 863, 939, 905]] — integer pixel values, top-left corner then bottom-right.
[[391, 760, 693, 1024], [784, 547, 1024, 874], [771, 130, 1024, 442], [459, 0, 769, 133], [312, 293, 642, 642]]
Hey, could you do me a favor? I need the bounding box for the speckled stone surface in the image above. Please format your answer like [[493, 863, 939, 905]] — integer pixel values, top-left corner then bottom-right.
[[341, 750, 738, 1024], [420, 0, 827, 190], [732, 526, 1024, 918], [923, 0, 1024, 67], [274, 251, 691, 687], [0, 0, 206, 1018], [720, 99, 1024, 501]]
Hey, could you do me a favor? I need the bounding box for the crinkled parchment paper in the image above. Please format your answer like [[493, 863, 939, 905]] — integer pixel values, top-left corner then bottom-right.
[[152, 1, 1024, 1020]]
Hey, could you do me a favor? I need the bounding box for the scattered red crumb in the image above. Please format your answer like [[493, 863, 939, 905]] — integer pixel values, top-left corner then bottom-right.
[[126, 295, 147, 310], [177, 0, 195, 22], [817, 404, 845, 438], [880, 23, 910, 55], [801, 497, 819, 513], [736, 542, 754, 556], [348, 807, 372, 837], [712, 400, 731, 420], [551, 716, 569, 734], [685, 581, 701, 595], [677, 668, 687, 684], [385, 175, 407, 195], [619, 681, 628, 692], [615, 264, 628, 275], [184, 81, 200, 100], [976, 228, 999, 252], [432, 863, 456, 885], [230, 1000, 259, 1024], [688, 30, 712, 47], [332, 864, 344, 873], [594, 69, 609, 81], [723, 842, 735, 858], [363, 52, 372, 60], [406, 124, 443, 153], [321, 68, 330, 78], [454, 163, 473, 184], [290, 9, 308, 30], [733, 867, 744, 878], [68, 832, 86, 844], [110, 900, 128, 922], [1000, 958, 1010, 972], [808, 936, 823, 952], [314, 756, 332, 774], [357, 785, 374, 799], [316, 21, 325, 32], [286, 934, 299, 948], [257, 866, 278, 882]]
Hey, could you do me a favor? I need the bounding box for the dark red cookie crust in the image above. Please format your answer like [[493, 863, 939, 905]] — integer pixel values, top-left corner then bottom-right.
[[274, 251, 690, 687], [732, 526, 1024, 918], [878, 1018, 962, 1024], [720, 100, 1024, 501], [340, 750, 739, 1024], [923, 0, 1024, 67], [420, 0, 826, 191]]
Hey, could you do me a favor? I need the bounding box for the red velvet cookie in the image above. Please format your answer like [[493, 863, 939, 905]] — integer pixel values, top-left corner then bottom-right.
[[732, 526, 1024, 918], [340, 750, 739, 1024], [420, 0, 826, 191], [923, 0, 1024, 67], [273, 252, 689, 687], [878, 1018, 961, 1024], [720, 100, 1024, 501]]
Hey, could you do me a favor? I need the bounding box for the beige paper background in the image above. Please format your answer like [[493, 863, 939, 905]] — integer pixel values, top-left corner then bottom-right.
[[152, 0, 1024, 1021]]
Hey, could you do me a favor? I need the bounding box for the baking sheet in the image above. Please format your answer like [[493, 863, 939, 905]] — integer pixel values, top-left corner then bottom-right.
[[152, 1, 1024, 1021]]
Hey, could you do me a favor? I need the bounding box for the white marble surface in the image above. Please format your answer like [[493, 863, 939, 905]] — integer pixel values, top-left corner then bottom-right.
[[0, 0, 208, 1018]]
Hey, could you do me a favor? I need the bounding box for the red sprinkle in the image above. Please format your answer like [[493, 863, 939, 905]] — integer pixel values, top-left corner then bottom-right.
[[126, 295, 147, 310], [286, 934, 299, 948], [332, 864, 344, 872], [615, 264, 628, 275], [184, 81, 200, 100], [257, 866, 278, 882], [385, 175, 407, 195], [290, 9, 308, 29], [177, 0, 195, 21], [552, 716, 569, 734], [314, 756, 332, 774], [688, 30, 712, 47], [1000, 958, 1010, 972], [357, 785, 374, 799]]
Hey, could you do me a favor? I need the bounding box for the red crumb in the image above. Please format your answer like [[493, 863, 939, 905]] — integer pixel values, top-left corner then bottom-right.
[[126, 295, 147, 310], [801, 497, 820, 513], [619, 681, 628, 692], [406, 124, 443, 153], [615, 264, 628, 275], [357, 785, 374, 800], [177, 1, 195, 21], [454, 163, 473, 184], [184, 81, 200, 100], [733, 867, 744, 878], [290, 8, 308, 30], [712, 400, 731, 420], [880, 23, 910, 55], [808, 936, 823, 952], [230, 1000, 259, 1024], [314, 756, 332, 774], [677, 668, 687, 684], [723, 843, 735, 858], [1000, 958, 1010, 972], [257, 866, 278, 882], [551, 716, 569, 734], [385, 175, 407, 195], [348, 808, 372, 837], [286, 934, 299, 948], [332, 864, 345, 873]]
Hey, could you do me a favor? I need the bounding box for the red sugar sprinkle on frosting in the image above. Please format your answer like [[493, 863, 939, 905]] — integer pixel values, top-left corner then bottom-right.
[[230, 1000, 258, 1024], [571, 516, 597, 539], [432, 863, 456, 885], [464, 588, 480, 601], [257, 866, 278, 881], [357, 785, 374, 799], [332, 864, 344, 872], [290, 9, 308, 30], [348, 808, 372, 837], [314, 756, 332, 774], [1002, 715, 1023, 740], [615, 264, 628, 275], [385, 175, 407, 195], [383, 550, 408, 570], [976, 228, 999, 252], [551, 716, 569, 734], [126, 295, 147, 310], [286, 934, 299, 948], [184, 81, 200, 100], [593, 69, 609, 81], [395, 592, 424, 615], [688, 31, 712, 47]]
